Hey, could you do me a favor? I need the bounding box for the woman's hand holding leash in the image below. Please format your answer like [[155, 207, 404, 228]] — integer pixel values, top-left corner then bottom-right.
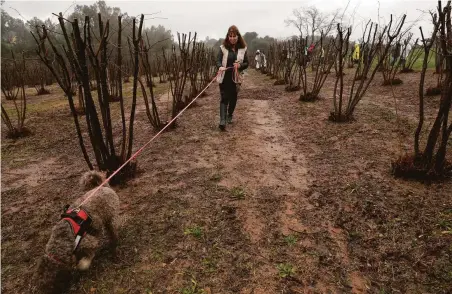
[[234, 60, 241, 69]]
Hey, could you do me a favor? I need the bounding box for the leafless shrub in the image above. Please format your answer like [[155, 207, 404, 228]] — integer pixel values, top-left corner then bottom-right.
[[1, 52, 30, 138], [329, 15, 406, 122], [393, 1, 452, 179]]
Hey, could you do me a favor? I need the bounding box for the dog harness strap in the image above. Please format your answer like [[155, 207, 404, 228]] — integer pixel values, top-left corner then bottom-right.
[[61, 207, 93, 251], [74, 235, 82, 251]]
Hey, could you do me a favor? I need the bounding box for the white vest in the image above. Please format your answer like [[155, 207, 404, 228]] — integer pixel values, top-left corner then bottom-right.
[[217, 45, 247, 83]]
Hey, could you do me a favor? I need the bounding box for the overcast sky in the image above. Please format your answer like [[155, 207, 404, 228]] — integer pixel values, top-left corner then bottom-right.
[[2, 0, 439, 42]]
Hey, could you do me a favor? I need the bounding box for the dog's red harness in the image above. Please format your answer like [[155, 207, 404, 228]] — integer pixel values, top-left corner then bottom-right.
[[61, 205, 93, 251]]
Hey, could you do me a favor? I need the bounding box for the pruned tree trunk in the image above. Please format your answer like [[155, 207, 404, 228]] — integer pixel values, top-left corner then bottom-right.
[[32, 13, 145, 183], [1, 52, 30, 138], [330, 15, 406, 122], [392, 1, 452, 180]]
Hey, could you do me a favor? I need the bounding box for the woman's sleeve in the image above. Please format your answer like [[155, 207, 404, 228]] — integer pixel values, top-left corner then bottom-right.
[[240, 51, 249, 71], [217, 47, 223, 68]]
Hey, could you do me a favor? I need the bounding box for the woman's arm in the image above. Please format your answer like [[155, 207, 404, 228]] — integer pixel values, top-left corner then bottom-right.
[[217, 47, 223, 68], [239, 51, 249, 71]]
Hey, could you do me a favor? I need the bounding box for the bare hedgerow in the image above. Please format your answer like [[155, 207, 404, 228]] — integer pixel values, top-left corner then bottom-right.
[[399, 33, 423, 73], [157, 56, 167, 84], [161, 32, 216, 128], [26, 61, 51, 95], [267, 42, 288, 85], [380, 41, 404, 86], [329, 15, 406, 122], [392, 1, 452, 180], [426, 35, 447, 96], [266, 44, 276, 78], [1, 52, 31, 138], [163, 32, 196, 127], [284, 38, 302, 92], [299, 32, 336, 101], [1, 58, 21, 101], [32, 13, 144, 183], [138, 32, 166, 130]]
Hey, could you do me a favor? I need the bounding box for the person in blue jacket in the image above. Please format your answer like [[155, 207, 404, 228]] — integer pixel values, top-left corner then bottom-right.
[[216, 25, 249, 131]]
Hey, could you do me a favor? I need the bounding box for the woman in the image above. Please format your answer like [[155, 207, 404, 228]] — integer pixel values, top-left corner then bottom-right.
[[216, 25, 249, 131]]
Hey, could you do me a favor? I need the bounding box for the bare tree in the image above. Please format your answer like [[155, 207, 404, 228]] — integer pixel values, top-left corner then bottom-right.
[[26, 61, 51, 95], [122, 61, 131, 83], [330, 24, 352, 121], [163, 32, 195, 127], [427, 36, 446, 96], [138, 31, 166, 130], [285, 39, 302, 92], [32, 13, 144, 183], [270, 42, 288, 85], [434, 35, 445, 74], [380, 36, 404, 86], [285, 6, 340, 43], [155, 55, 167, 83], [400, 33, 423, 73], [266, 44, 276, 78], [1, 52, 30, 138], [392, 1, 452, 179], [200, 46, 218, 90], [188, 41, 205, 99], [329, 15, 406, 122], [1, 59, 20, 101], [299, 33, 336, 101]]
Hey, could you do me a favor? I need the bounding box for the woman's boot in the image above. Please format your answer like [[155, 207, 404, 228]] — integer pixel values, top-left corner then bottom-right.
[[219, 103, 227, 131]]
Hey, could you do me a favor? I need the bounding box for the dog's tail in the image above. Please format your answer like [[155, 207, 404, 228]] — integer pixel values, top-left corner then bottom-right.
[[80, 170, 106, 191]]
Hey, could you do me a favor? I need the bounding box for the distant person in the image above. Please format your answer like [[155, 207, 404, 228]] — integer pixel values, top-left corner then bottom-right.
[[307, 43, 315, 54], [216, 25, 249, 131], [255, 50, 261, 69], [260, 51, 267, 69], [307, 43, 315, 62], [302, 44, 309, 66], [352, 43, 360, 64]]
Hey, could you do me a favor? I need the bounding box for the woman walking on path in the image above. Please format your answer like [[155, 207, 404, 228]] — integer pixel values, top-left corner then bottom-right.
[[216, 25, 249, 131]]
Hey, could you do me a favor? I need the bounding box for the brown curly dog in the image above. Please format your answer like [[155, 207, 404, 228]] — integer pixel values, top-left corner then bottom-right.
[[33, 171, 120, 293]]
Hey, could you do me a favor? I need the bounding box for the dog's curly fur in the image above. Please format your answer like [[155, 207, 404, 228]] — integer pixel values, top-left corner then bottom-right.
[[33, 171, 119, 293]]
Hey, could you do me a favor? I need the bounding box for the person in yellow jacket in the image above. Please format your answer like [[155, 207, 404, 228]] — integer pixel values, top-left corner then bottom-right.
[[352, 43, 360, 64]]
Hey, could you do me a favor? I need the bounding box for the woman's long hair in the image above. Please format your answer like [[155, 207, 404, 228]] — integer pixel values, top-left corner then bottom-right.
[[222, 25, 247, 49]]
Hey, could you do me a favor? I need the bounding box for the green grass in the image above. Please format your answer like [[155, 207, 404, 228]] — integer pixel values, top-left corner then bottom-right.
[[209, 173, 222, 182], [201, 257, 217, 273], [410, 48, 436, 70], [283, 234, 298, 246], [2, 77, 170, 115], [230, 186, 246, 199], [438, 209, 452, 233], [184, 226, 203, 239], [277, 263, 296, 278], [341, 48, 436, 72], [180, 278, 205, 294]]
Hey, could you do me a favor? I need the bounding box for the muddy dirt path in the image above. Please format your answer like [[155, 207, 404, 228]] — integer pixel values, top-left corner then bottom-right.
[[213, 97, 309, 292], [200, 72, 362, 292], [217, 72, 371, 293]]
